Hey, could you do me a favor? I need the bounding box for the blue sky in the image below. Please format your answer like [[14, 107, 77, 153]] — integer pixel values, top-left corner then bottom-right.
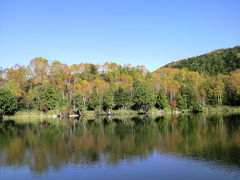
[[0, 0, 240, 71]]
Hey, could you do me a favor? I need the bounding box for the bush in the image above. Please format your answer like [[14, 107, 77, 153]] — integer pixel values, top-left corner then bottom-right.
[[191, 103, 203, 113]]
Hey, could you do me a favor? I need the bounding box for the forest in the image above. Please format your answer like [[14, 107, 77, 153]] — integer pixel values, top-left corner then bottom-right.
[[0, 49, 240, 116], [164, 46, 240, 76]]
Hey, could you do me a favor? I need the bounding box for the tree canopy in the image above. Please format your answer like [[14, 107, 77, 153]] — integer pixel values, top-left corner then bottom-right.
[[0, 47, 240, 115], [163, 46, 240, 76]]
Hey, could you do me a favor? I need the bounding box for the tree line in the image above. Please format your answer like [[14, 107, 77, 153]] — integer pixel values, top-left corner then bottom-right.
[[0, 57, 240, 116]]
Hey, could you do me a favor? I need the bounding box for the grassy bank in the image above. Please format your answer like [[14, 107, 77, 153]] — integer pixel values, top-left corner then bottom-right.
[[3, 109, 137, 120], [3, 110, 59, 120], [203, 106, 240, 113], [3, 109, 150, 120], [3, 106, 240, 120]]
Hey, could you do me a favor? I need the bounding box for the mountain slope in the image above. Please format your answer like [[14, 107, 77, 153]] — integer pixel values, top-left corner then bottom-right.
[[162, 46, 240, 75]]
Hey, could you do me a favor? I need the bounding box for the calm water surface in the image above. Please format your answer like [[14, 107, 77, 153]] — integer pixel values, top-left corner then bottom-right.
[[1, 113, 240, 179]]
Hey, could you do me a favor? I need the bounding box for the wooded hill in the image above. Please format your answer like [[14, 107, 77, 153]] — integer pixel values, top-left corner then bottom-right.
[[162, 46, 240, 76]]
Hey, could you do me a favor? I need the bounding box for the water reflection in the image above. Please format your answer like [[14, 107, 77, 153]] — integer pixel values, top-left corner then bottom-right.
[[0, 113, 240, 174]]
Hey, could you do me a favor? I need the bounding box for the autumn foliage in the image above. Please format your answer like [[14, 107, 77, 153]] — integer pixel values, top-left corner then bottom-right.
[[0, 55, 240, 115], [170, 101, 177, 109]]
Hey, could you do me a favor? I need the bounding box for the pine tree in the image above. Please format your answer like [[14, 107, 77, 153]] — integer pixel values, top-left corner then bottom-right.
[[133, 81, 155, 111], [156, 89, 169, 109], [40, 85, 65, 110], [88, 88, 100, 110], [114, 87, 132, 109], [0, 88, 18, 116], [73, 93, 84, 110], [103, 88, 115, 110], [176, 93, 187, 110]]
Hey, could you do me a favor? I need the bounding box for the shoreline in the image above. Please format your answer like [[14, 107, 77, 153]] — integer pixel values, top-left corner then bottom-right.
[[3, 106, 240, 120]]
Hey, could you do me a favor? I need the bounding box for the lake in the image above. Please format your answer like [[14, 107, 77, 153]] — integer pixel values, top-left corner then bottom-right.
[[0, 113, 240, 179]]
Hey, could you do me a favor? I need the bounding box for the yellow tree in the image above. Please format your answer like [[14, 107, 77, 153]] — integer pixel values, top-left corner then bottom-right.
[[92, 79, 108, 98], [28, 57, 49, 86], [92, 79, 109, 109], [150, 74, 162, 92], [5, 65, 29, 88], [157, 77, 180, 100], [136, 65, 148, 75], [118, 74, 133, 91], [75, 80, 93, 109], [49, 61, 65, 94], [230, 74, 240, 94], [2, 80, 25, 97], [205, 75, 225, 105], [154, 68, 177, 78], [213, 75, 225, 105], [166, 79, 180, 101], [102, 62, 120, 73]]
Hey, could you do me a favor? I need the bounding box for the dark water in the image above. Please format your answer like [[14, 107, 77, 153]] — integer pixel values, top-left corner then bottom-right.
[[1, 113, 240, 179]]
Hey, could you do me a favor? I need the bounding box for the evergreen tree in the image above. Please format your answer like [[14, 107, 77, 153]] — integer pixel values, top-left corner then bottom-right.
[[133, 81, 155, 111], [103, 88, 115, 110], [175, 93, 187, 110], [156, 89, 169, 109], [40, 85, 65, 110], [73, 93, 84, 110], [0, 88, 18, 116], [114, 87, 132, 109], [25, 85, 42, 109], [88, 88, 100, 110], [180, 86, 198, 109]]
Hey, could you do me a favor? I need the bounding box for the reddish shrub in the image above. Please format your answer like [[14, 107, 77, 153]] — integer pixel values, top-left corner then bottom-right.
[[170, 100, 177, 108]]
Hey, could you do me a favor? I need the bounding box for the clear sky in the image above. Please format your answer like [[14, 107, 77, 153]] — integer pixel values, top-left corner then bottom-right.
[[1, 0, 240, 71]]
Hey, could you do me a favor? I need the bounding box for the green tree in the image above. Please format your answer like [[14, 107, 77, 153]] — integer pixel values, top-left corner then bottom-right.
[[180, 86, 199, 109], [25, 86, 41, 109], [114, 87, 132, 109], [179, 85, 203, 112], [40, 85, 65, 110], [89, 64, 98, 75], [156, 89, 169, 109], [133, 81, 155, 111], [0, 88, 18, 116], [88, 88, 100, 110], [103, 88, 115, 110], [73, 93, 84, 110], [175, 93, 187, 110]]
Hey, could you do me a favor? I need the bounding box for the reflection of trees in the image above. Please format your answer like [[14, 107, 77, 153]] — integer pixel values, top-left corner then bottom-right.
[[156, 113, 240, 166], [0, 113, 240, 173]]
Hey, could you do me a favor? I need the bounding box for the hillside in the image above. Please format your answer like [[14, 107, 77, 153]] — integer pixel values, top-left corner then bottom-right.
[[162, 46, 240, 75]]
